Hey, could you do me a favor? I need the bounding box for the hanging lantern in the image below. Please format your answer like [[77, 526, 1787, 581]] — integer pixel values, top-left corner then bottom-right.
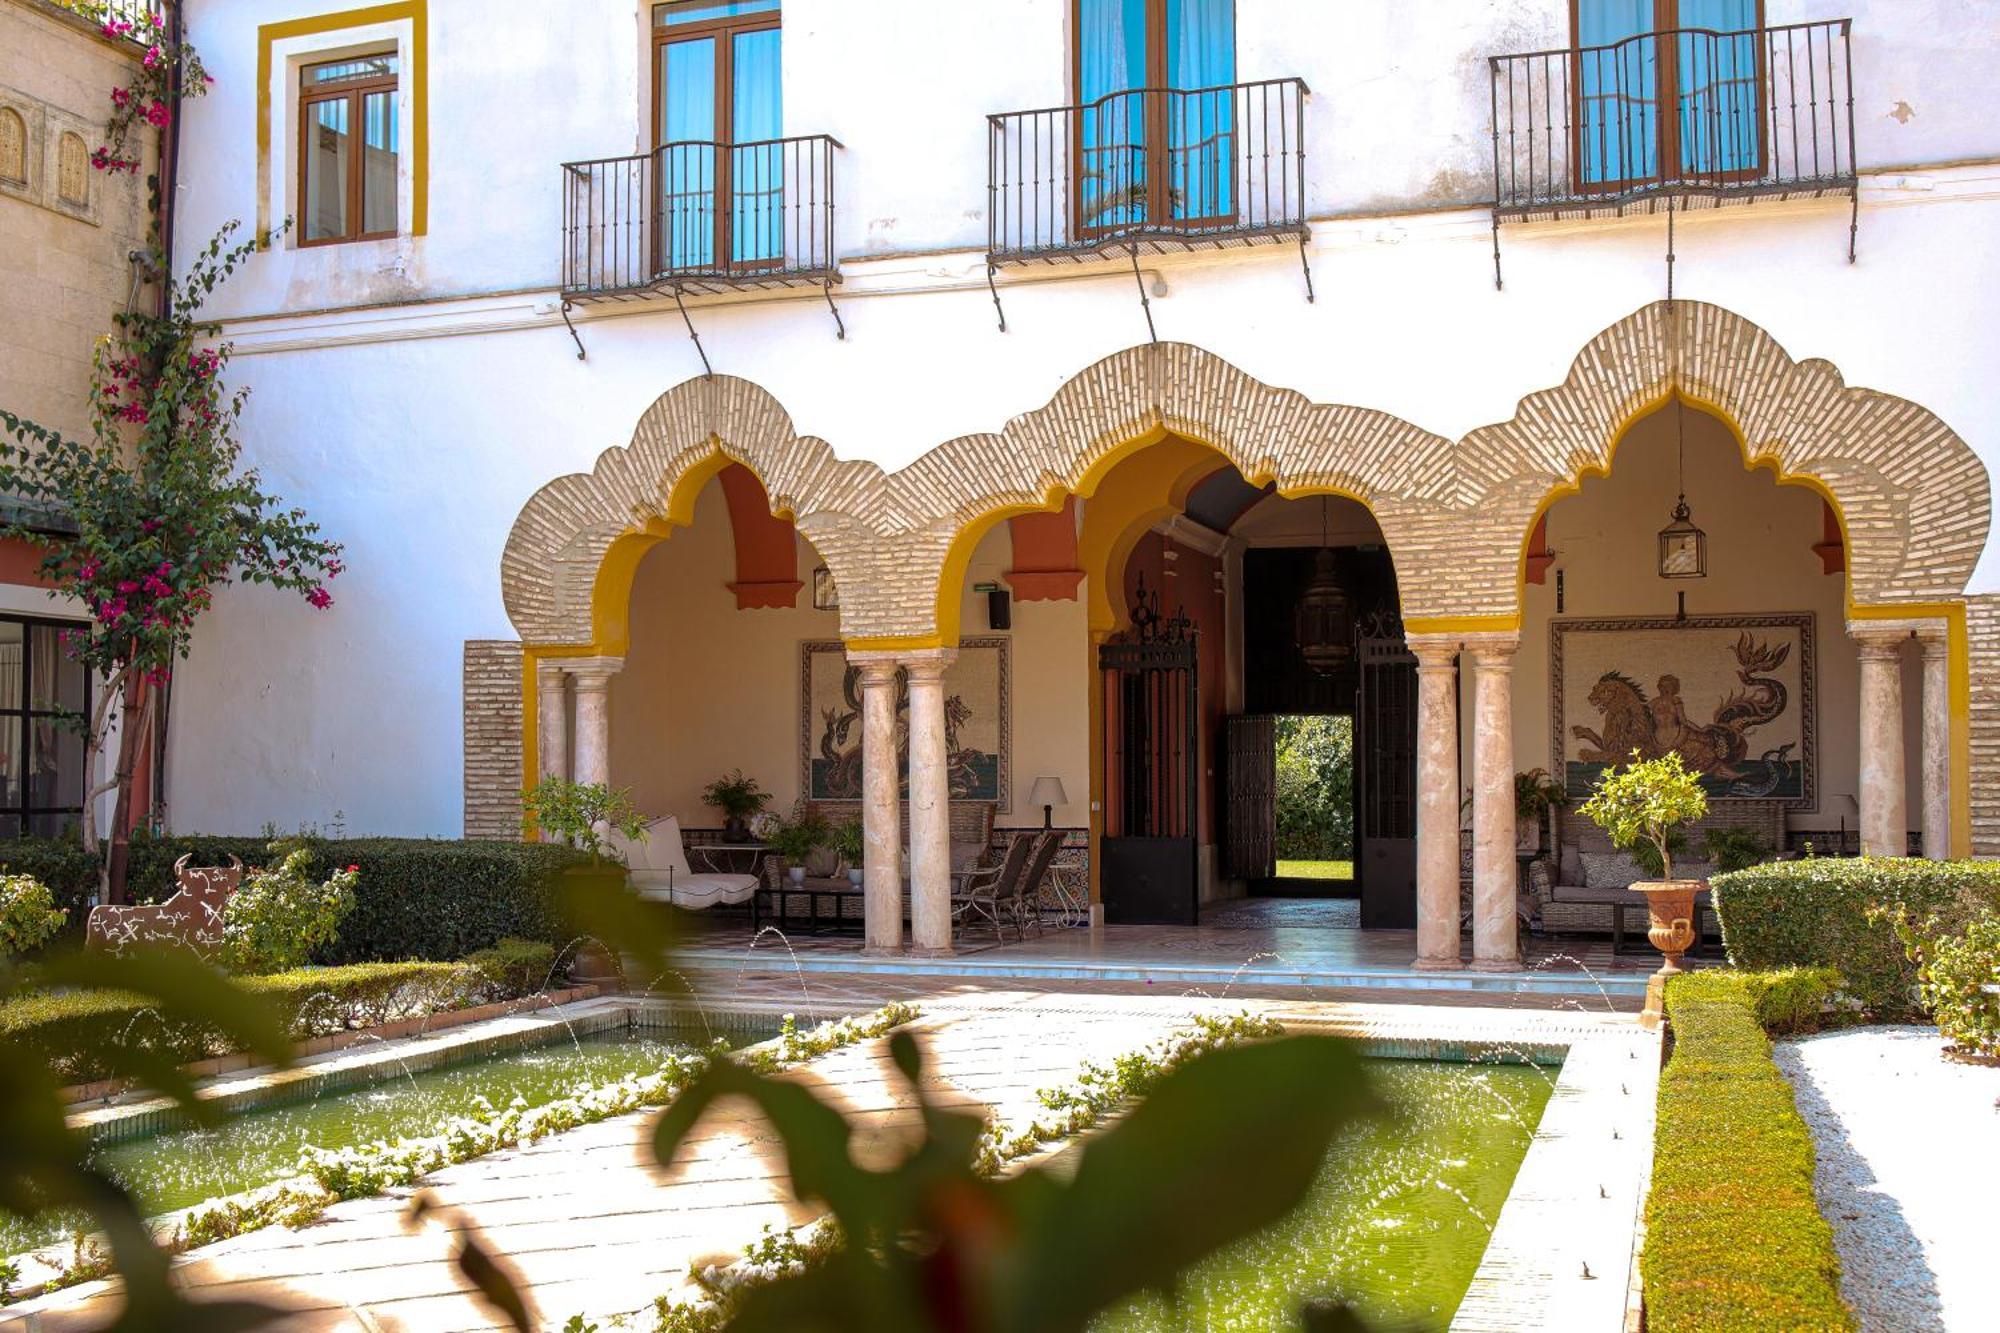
[[1657, 496, 1706, 579], [1295, 546, 1354, 674], [1657, 396, 1706, 580]]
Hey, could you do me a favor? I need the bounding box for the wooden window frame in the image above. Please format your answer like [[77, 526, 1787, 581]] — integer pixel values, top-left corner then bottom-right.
[[650, 1, 782, 277], [297, 55, 399, 248], [0, 614, 91, 838], [1568, 0, 1768, 197], [1067, 0, 1237, 241]]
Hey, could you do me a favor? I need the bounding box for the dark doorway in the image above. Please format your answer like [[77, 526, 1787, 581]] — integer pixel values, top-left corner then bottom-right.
[[1232, 545, 1413, 925]]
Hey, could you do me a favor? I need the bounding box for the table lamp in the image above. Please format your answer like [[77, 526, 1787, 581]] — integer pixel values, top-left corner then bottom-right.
[[1028, 776, 1068, 830]]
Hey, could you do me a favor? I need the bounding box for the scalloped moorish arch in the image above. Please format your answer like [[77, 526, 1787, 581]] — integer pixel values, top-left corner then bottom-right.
[[498, 300, 1988, 649]]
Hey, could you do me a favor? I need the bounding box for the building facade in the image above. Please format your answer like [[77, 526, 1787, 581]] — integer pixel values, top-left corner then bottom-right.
[[160, 0, 1999, 961], [0, 0, 160, 839]]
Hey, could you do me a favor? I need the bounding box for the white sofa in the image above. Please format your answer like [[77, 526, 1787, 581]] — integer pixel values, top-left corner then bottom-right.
[[602, 815, 759, 910]]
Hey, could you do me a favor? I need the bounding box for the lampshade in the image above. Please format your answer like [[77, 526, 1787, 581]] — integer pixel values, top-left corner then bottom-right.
[[1830, 793, 1859, 819], [1028, 776, 1069, 810]]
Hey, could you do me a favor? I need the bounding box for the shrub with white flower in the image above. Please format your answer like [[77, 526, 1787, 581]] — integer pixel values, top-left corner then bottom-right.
[[218, 850, 357, 974]]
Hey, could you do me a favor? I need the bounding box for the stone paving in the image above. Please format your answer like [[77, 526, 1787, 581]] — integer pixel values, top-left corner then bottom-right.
[[6, 985, 1650, 1331]]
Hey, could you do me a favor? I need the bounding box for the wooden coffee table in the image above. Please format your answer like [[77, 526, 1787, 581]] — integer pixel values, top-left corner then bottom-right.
[[751, 876, 866, 935]]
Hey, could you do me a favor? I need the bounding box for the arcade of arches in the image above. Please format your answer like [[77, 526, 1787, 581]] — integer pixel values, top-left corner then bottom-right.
[[481, 301, 1996, 969]]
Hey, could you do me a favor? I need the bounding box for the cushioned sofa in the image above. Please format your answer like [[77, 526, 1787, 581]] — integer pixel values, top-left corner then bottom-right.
[[1532, 799, 1783, 943], [602, 815, 760, 910]]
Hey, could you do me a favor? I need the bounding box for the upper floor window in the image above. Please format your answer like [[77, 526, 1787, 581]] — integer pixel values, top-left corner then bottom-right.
[[1073, 0, 1235, 229], [0, 616, 90, 837], [1574, 0, 1763, 189], [652, 1, 782, 267], [299, 53, 399, 245], [0, 108, 25, 185]]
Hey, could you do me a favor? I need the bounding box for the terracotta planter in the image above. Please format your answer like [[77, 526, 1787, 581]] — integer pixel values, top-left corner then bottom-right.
[[1636, 878, 1701, 1029]]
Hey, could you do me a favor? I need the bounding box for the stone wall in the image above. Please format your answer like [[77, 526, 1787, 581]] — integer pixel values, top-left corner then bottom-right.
[[0, 0, 151, 444], [1970, 594, 2000, 857], [462, 640, 523, 839]]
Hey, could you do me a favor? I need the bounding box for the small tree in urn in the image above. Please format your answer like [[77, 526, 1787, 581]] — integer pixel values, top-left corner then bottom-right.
[[1580, 750, 1709, 1028]]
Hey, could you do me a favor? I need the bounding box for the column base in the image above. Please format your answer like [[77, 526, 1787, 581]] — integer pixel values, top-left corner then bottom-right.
[[909, 945, 956, 959], [1470, 957, 1523, 973], [1411, 956, 1465, 972], [860, 945, 905, 959]]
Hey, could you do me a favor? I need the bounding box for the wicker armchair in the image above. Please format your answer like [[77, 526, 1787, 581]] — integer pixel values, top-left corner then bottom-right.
[[953, 832, 1034, 938]]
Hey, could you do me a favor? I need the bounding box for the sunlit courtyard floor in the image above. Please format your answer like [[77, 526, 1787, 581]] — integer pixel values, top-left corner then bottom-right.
[[5, 989, 1654, 1332]]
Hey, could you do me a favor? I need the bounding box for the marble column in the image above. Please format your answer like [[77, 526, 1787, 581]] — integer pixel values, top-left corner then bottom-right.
[[1920, 629, 1952, 860], [1469, 640, 1520, 970], [854, 657, 905, 953], [904, 650, 957, 956], [1852, 628, 1907, 858], [1410, 638, 1462, 970], [567, 656, 623, 788], [536, 661, 569, 782]]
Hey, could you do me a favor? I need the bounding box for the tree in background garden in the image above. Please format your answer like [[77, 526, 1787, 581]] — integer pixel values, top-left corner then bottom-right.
[[0, 13, 339, 897], [1275, 715, 1354, 861]]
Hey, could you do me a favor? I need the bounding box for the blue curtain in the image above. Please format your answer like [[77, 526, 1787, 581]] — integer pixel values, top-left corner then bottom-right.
[[1675, 0, 1759, 177], [1576, 0, 1657, 185], [730, 27, 782, 262], [1165, 0, 1233, 220], [1077, 0, 1147, 228], [659, 36, 717, 268]]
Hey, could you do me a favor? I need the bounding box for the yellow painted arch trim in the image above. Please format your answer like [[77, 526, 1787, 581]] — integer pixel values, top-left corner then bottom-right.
[[257, 1, 429, 244]]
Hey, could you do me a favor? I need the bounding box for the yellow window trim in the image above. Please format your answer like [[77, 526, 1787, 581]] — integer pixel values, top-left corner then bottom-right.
[[257, 1, 429, 245]]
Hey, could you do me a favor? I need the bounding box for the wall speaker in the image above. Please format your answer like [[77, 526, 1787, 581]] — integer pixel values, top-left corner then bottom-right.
[[987, 588, 1012, 630]]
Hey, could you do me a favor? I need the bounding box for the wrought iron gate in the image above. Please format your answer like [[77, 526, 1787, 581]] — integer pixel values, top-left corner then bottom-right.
[[1355, 612, 1418, 928], [1099, 583, 1200, 925], [1223, 714, 1276, 881]]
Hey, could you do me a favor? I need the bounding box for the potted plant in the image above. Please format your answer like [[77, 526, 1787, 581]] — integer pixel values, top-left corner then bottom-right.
[[1578, 750, 1709, 1029], [765, 809, 831, 886], [521, 776, 648, 988], [1513, 768, 1566, 855], [831, 817, 865, 887], [702, 769, 771, 843]]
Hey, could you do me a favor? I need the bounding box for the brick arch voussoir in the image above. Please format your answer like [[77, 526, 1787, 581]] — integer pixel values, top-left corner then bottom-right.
[[501, 374, 892, 646]]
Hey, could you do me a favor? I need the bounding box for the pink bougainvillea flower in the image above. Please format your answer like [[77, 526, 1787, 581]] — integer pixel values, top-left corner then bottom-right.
[[110, 87, 131, 109], [143, 102, 170, 127], [306, 586, 333, 610]]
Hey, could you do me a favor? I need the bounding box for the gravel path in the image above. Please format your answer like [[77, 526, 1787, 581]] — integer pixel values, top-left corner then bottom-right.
[[1774, 1025, 1999, 1332]]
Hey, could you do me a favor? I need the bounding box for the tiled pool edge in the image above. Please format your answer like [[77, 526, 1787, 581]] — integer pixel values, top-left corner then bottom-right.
[[68, 996, 792, 1146], [1449, 1023, 1661, 1332]]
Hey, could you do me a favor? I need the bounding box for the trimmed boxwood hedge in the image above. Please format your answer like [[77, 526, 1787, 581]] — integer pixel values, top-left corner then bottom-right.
[[1644, 971, 1853, 1332], [0, 834, 588, 962], [1710, 858, 2000, 1017], [0, 960, 489, 1086]]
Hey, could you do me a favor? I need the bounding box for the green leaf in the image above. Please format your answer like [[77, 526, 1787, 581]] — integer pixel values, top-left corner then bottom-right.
[[1000, 1035, 1378, 1333]]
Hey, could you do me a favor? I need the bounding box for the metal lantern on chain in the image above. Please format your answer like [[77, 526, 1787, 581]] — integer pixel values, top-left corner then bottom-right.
[[1657, 396, 1707, 580], [1295, 499, 1354, 674]]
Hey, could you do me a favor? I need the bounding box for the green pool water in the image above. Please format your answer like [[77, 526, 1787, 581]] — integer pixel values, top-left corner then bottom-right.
[[1094, 1058, 1556, 1333], [3, 1027, 734, 1258]]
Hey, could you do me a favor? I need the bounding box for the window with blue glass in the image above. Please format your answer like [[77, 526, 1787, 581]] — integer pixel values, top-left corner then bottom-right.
[[1575, 0, 1763, 190], [1074, 0, 1235, 231], [653, 0, 782, 270]]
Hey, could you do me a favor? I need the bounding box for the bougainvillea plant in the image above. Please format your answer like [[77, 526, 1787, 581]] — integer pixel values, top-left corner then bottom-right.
[[56, 2, 214, 176], [0, 223, 343, 861]]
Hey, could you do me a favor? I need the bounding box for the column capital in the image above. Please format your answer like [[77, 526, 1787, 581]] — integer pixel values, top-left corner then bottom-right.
[[900, 648, 958, 682], [1405, 633, 1460, 669], [1464, 634, 1520, 667], [1848, 619, 1937, 651], [851, 657, 901, 686], [535, 659, 568, 685], [565, 655, 624, 689]]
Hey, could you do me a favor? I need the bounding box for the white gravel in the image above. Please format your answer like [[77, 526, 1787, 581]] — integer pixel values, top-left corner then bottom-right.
[[1773, 1025, 1999, 1332]]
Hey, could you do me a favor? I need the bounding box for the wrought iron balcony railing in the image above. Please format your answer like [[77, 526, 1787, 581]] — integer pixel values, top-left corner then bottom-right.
[[986, 77, 1309, 267], [560, 134, 839, 301], [1489, 20, 1855, 224]]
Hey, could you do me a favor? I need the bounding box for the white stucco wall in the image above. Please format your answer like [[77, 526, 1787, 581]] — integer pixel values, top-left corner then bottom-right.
[[160, 0, 2000, 835]]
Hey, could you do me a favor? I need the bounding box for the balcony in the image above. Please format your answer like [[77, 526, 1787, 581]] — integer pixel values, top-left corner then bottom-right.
[[986, 77, 1309, 267], [560, 134, 839, 302], [1489, 20, 1855, 226]]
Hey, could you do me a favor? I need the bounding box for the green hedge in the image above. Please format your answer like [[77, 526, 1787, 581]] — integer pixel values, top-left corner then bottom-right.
[[1643, 972, 1853, 1331], [0, 834, 588, 963], [1710, 858, 2000, 1017], [0, 950, 563, 1086]]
